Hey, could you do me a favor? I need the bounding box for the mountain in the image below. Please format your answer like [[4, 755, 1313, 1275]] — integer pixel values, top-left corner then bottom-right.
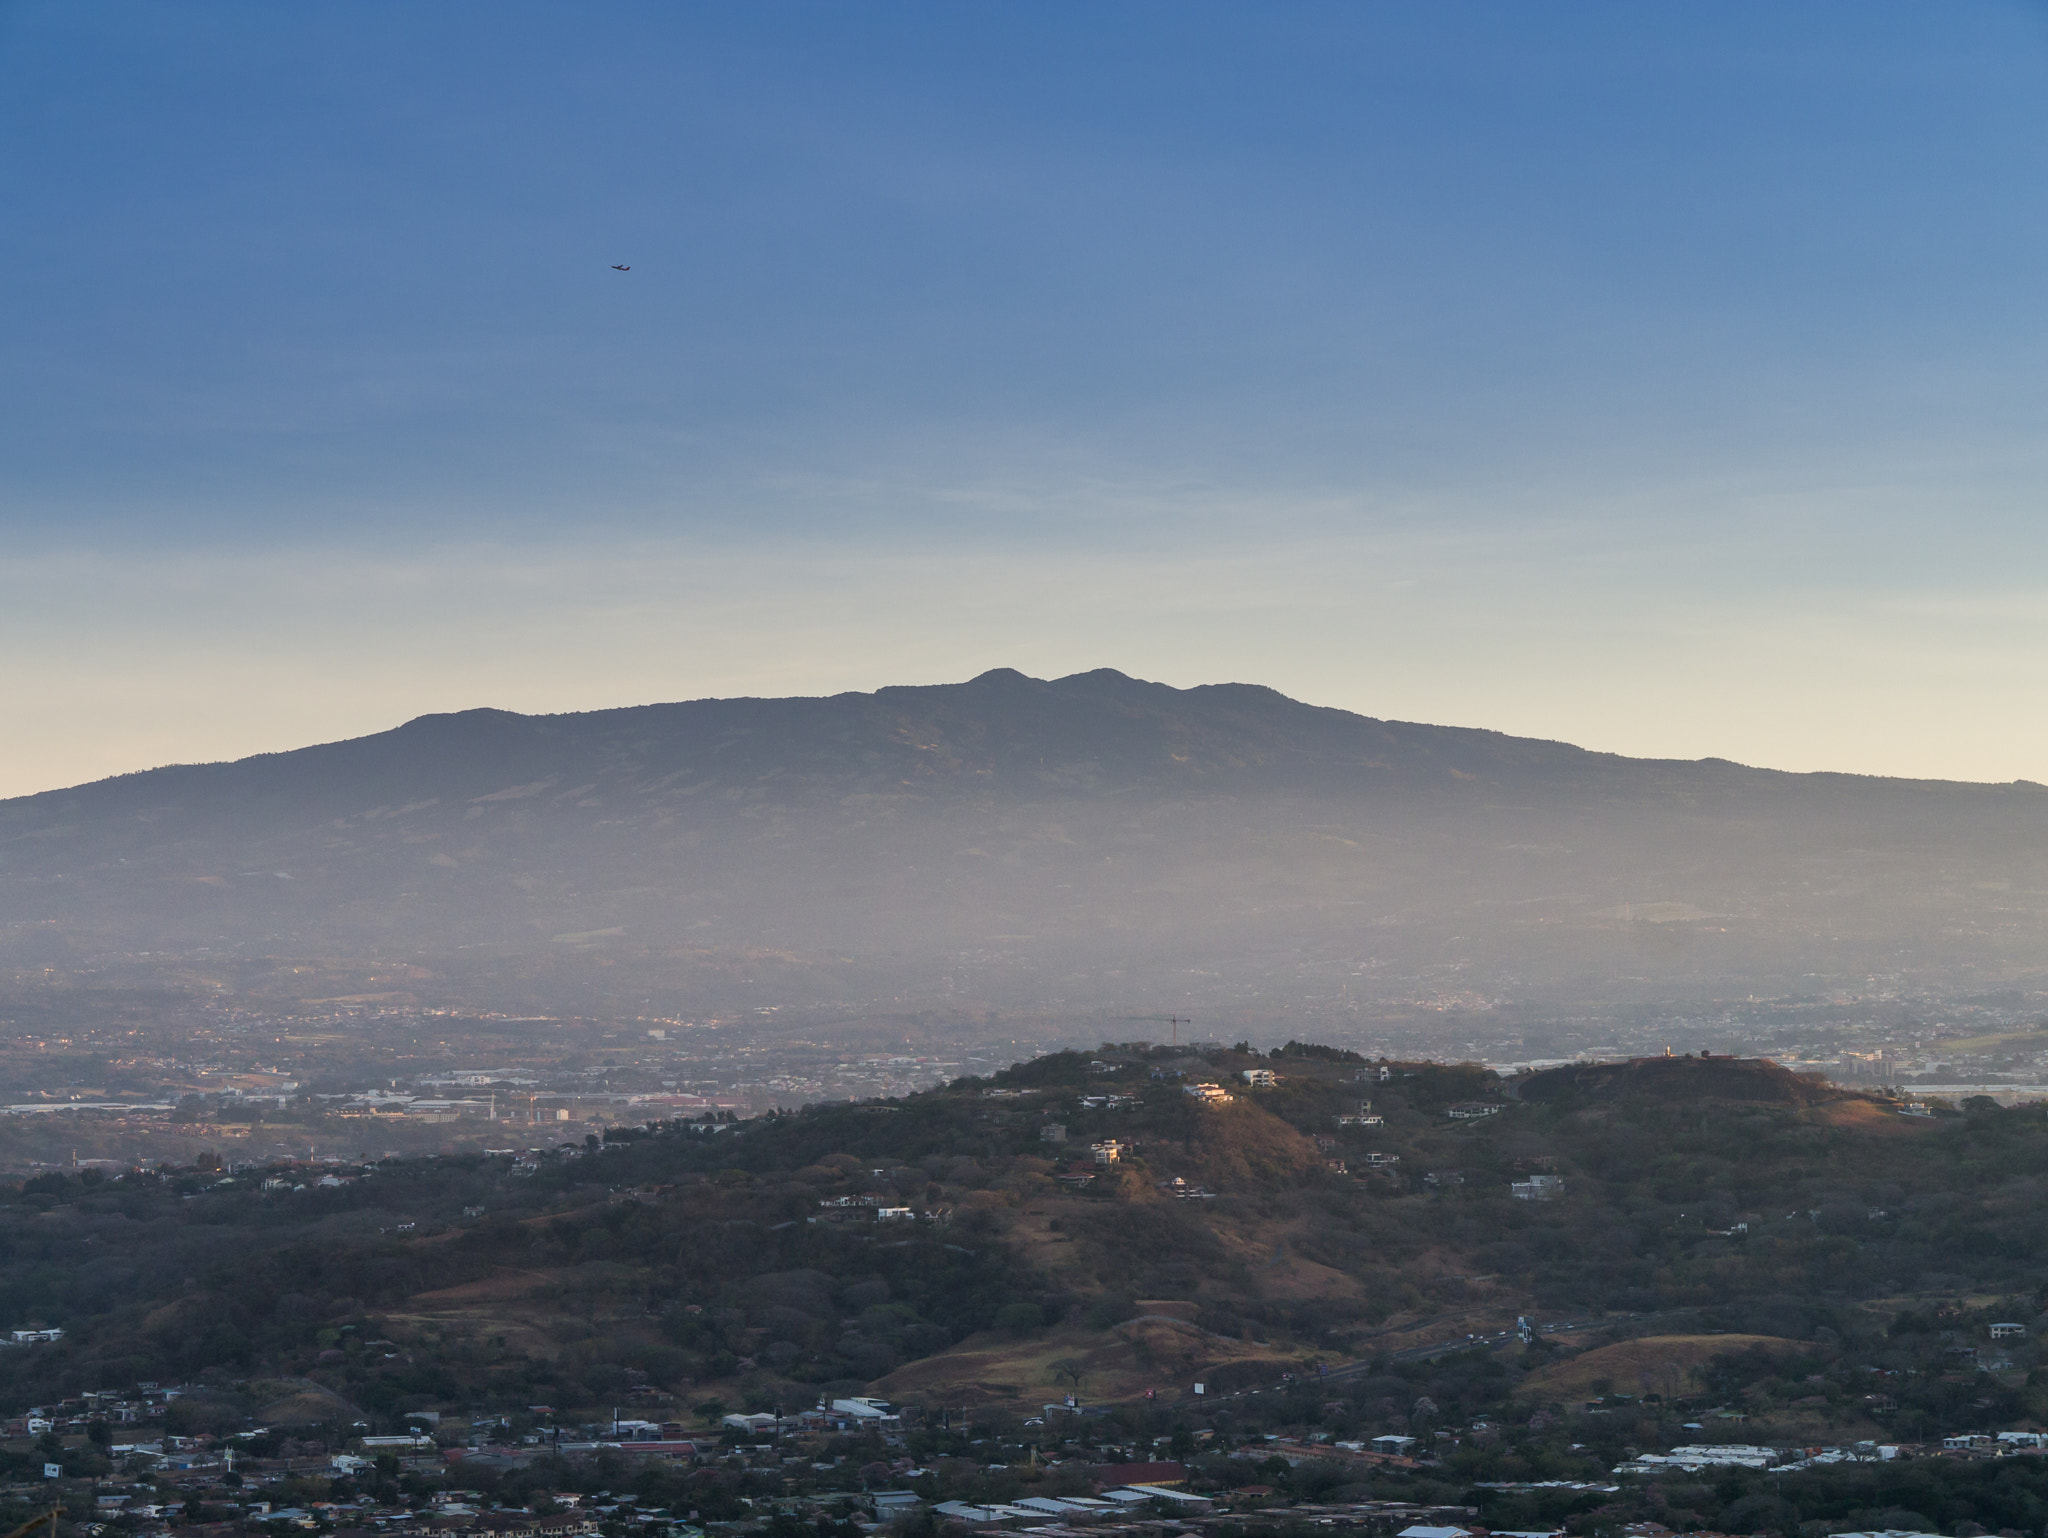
[[5, 667, 2048, 1016]]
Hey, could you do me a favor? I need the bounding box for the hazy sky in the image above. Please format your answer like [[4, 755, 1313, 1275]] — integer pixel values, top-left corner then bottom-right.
[[7, 2, 2048, 795]]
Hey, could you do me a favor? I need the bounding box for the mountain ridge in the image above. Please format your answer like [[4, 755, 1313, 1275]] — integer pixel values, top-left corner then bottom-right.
[[5, 667, 2048, 1013], [13, 666, 2035, 815]]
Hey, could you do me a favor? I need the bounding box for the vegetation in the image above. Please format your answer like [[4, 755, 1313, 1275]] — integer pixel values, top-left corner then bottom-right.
[[11, 1045, 2048, 1537]]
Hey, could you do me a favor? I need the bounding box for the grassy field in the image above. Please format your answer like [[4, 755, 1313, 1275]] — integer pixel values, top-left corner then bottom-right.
[[874, 1315, 1319, 1411], [1516, 1333, 1807, 1403]]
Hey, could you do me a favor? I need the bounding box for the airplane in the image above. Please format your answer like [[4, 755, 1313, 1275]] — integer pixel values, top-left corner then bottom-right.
[[611, 264, 630, 271]]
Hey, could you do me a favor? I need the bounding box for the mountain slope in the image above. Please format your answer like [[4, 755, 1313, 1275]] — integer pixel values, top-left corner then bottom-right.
[[3, 668, 2048, 1010]]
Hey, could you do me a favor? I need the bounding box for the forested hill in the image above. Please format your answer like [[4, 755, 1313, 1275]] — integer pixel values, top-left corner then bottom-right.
[[5, 1044, 2048, 1460], [1515, 1054, 1849, 1106], [5, 670, 2048, 1007]]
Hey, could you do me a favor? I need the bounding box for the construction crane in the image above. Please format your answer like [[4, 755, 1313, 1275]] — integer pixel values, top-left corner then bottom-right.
[[2, 1509, 60, 1538], [1119, 1016, 1191, 1049]]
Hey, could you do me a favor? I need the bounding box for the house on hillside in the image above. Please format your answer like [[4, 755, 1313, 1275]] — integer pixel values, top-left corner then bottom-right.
[[828, 1396, 898, 1425], [1448, 1102, 1500, 1120], [1183, 1083, 1233, 1104], [1511, 1175, 1564, 1200], [1241, 1068, 1276, 1088]]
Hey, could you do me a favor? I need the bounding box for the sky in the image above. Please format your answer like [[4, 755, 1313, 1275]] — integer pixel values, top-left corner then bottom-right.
[[6, 2, 2048, 795]]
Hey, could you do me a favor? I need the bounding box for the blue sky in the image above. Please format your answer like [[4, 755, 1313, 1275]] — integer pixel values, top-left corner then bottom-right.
[[6, 2, 2048, 792]]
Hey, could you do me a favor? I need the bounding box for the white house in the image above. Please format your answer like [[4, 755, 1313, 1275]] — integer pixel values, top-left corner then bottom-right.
[[1241, 1068, 1276, 1088], [830, 1396, 897, 1422]]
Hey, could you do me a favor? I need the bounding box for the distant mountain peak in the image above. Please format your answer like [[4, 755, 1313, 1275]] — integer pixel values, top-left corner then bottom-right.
[[3, 668, 2044, 1005]]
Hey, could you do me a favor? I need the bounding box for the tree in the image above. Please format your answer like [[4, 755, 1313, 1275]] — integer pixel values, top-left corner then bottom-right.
[[1049, 1359, 1087, 1393], [994, 1302, 1044, 1338]]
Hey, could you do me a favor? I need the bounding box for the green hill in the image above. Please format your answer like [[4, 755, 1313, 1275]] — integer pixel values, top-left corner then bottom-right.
[[1, 1047, 2044, 1451]]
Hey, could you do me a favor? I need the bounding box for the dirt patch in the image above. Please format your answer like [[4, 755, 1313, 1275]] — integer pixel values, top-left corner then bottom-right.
[[1811, 1099, 1932, 1134], [408, 1269, 563, 1305]]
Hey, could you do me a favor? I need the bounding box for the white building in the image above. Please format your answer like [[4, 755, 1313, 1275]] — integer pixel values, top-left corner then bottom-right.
[[830, 1396, 897, 1423]]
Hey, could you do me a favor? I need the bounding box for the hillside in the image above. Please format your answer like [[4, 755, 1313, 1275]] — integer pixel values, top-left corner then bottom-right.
[[1516, 1054, 1847, 1106], [5, 1048, 2047, 1448], [6, 669, 2048, 1016]]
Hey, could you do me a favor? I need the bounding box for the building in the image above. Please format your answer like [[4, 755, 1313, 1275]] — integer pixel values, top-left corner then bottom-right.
[[1039, 1123, 1067, 1143], [1991, 1323, 2028, 1339], [1090, 1140, 1125, 1165], [1512, 1175, 1564, 1200], [1103, 1486, 1212, 1510], [1183, 1083, 1233, 1104], [1241, 1068, 1276, 1088], [1447, 1103, 1500, 1120], [829, 1396, 897, 1423]]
